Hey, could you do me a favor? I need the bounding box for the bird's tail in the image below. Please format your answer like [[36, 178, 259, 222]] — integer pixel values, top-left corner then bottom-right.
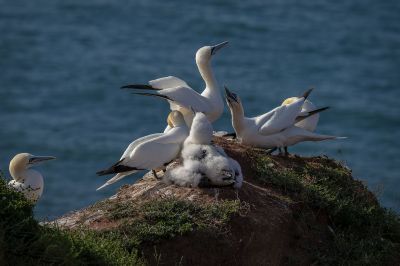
[[307, 133, 347, 141], [96, 170, 137, 191], [96, 159, 139, 176]]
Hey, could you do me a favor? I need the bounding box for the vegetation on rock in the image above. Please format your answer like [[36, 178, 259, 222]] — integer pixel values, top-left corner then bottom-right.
[[1, 138, 400, 265]]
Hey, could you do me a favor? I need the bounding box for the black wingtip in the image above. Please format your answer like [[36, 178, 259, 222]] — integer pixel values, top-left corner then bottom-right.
[[132, 92, 174, 101], [121, 84, 158, 90], [308, 106, 330, 116], [302, 88, 314, 100], [96, 169, 110, 176]]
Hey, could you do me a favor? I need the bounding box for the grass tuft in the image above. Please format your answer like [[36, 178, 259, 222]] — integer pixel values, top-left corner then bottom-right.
[[249, 152, 400, 265], [0, 176, 142, 266]]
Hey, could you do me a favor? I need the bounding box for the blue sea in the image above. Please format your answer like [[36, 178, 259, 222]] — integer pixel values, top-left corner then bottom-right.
[[0, 0, 399, 219]]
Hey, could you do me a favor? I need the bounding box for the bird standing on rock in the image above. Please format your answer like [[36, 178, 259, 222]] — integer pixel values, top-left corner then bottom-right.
[[225, 86, 344, 154], [96, 110, 189, 190], [121, 41, 229, 128]]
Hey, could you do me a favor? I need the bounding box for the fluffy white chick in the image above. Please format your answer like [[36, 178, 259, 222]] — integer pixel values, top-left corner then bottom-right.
[[164, 112, 243, 188]]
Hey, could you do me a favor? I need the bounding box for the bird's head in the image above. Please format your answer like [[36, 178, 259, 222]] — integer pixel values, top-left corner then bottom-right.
[[224, 86, 243, 115], [167, 110, 186, 127], [281, 97, 298, 106], [9, 153, 55, 181], [195, 41, 229, 65]]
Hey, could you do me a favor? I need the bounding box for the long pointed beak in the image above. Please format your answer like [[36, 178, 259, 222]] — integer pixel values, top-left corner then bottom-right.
[[224, 86, 238, 103], [211, 41, 229, 55], [29, 156, 56, 165]]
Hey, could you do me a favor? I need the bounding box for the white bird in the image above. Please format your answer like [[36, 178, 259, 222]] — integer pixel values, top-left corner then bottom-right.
[[96, 110, 189, 190], [8, 153, 55, 203], [225, 87, 343, 153], [121, 41, 229, 128], [164, 112, 243, 188], [278, 92, 320, 154], [281, 96, 319, 132]]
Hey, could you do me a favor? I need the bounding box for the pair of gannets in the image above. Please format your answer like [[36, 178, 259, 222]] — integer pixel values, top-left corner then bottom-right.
[[96, 110, 189, 190], [8, 153, 55, 202], [121, 41, 228, 128], [225, 87, 344, 153], [164, 112, 243, 188]]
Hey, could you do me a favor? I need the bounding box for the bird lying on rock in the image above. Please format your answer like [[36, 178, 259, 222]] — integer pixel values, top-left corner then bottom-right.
[[164, 112, 243, 188]]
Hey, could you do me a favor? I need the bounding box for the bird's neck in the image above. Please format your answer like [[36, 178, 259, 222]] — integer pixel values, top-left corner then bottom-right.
[[230, 107, 246, 135], [197, 60, 224, 119], [197, 60, 218, 92], [10, 165, 27, 182]]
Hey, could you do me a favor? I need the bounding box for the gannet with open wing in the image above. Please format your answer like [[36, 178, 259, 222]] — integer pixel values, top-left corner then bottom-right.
[[121, 41, 228, 128]]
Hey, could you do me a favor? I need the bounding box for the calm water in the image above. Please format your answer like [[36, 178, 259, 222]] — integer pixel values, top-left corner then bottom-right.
[[0, 0, 399, 219]]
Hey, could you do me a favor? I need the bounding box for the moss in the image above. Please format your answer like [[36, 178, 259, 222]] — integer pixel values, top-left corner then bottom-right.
[[249, 153, 400, 265], [0, 176, 142, 266], [98, 198, 240, 251], [0, 173, 239, 265], [3, 146, 400, 265]]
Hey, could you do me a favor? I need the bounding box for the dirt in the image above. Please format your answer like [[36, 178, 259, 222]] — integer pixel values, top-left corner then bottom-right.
[[52, 137, 346, 266]]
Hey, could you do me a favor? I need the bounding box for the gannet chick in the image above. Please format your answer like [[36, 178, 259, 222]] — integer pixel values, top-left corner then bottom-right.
[[121, 41, 229, 127], [8, 153, 55, 203], [225, 86, 344, 152], [164, 112, 243, 188], [96, 110, 189, 190]]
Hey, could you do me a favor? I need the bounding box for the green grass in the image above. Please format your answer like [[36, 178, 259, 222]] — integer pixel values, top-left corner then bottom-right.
[[0, 174, 239, 265], [0, 176, 142, 265], [3, 148, 400, 265], [249, 152, 400, 265], [109, 198, 239, 244]]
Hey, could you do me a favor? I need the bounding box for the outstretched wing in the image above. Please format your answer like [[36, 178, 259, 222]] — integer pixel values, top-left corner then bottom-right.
[[158, 86, 212, 113], [149, 76, 190, 89], [257, 97, 305, 135]]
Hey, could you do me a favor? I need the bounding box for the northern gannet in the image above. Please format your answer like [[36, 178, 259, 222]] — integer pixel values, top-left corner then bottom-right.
[[225, 87, 343, 152], [164, 112, 243, 188], [96, 110, 189, 190], [282, 96, 319, 132], [121, 41, 229, 127], [279, 92, 320, 154], [8, 153, 56, 203]]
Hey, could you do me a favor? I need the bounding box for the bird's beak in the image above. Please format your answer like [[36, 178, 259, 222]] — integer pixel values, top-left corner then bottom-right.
[[211, 41, 229, 55], [224, 86, 238, 103], [29, 156, 56, 165]]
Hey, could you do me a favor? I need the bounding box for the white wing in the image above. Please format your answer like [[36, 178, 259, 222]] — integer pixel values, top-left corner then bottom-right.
[[125, 141, 181, 170], [257, 97, 305, 135], [159, 86, 212, 113], [295, 99, 319, 132], [124, 127, 188, 169], [149, 76, 189, 89], [121, 133, 163, 159]]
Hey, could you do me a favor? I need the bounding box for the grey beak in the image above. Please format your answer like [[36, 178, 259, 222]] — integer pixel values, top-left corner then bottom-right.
[[224, 86, 238, 103], [29, 156, 56, 165], [211, 41, 229, 55]]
